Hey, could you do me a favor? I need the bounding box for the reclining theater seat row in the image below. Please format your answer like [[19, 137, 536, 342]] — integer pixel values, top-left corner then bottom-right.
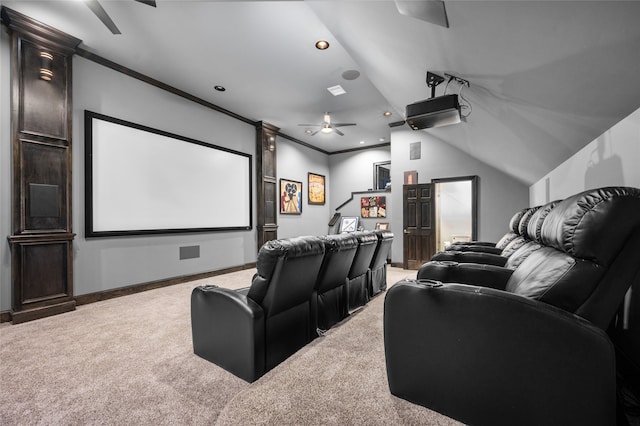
[[432, 200, 560, 269], [384, 186, 640, 426], [443, 206, 531, 254], [192, 230, 393, 382]]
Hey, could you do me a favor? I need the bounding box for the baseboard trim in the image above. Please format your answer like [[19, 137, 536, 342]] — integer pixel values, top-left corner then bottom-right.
[[0, 263, 257, 323]]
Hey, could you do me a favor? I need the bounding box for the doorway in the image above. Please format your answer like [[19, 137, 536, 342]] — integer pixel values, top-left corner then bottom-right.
[[402, 176, 477, 270], [433, 176, 478, 252]]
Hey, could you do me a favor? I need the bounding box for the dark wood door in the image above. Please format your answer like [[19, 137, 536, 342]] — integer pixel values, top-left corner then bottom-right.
[[403, 184, 436, 270]]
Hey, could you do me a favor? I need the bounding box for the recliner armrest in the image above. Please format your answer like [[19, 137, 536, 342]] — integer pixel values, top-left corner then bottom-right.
[[384, 281, 616, 426], [191, 285, 265, 382], [446, 245, 503, 254], [417, 261, 513, 290], [431, 251, 508, 267]]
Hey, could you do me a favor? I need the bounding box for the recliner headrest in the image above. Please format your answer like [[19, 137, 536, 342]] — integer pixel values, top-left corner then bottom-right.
[[540, 186, 640, 266], [257, 236, 325, 278], [373, 230, 394, 241], [518, 206, 540, 237], [353, 231, 379, 245], [526, 200, 560, 243], [320, 233, 359, 252], [509, 208, 528, 233]]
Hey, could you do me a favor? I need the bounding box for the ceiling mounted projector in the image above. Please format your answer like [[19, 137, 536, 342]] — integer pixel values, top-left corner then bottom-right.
[[406, 94, 461, 130], [406, 71, 468, 130]]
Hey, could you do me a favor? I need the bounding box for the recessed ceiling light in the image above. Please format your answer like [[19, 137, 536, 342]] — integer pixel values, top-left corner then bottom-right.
[[379, 138, 385, 142], [305, 129, 312, 134], [360, 141, 365, 144], [383, 111, 392, 117], [315, 40, 330, 50], [214, 85, 226, 92], [327, 85, 346, 96]]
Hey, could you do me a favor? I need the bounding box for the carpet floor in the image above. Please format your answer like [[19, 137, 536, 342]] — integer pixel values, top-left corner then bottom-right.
[[0, 267, 461, 425]]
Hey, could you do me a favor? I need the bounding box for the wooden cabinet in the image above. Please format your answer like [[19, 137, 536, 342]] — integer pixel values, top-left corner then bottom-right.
[[2, 7, 81, 323]]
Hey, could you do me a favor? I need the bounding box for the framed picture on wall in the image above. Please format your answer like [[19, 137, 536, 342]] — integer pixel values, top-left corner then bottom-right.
[[375, 222, 389, 230], [280, 178, 302, 215], [361, 196, 387, 218], [339, 216, 359, 233], [308, 172, 325, 205]]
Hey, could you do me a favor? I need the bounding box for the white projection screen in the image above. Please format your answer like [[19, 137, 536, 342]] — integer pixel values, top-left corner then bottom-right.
[[85, 111, 252, 237]]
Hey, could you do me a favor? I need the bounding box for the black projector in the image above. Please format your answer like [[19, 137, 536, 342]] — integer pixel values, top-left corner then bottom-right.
[[406, 94, 461, 130]]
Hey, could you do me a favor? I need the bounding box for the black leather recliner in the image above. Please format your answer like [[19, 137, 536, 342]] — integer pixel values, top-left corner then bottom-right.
[[443, 207, 530, 254], [191, 235, 325, 382], [314, 233, 359, 332], [368, 230, 394, 297], [432, 200, 558, 268], [346, 231, 379, 312], [384, 187, 640, 426]]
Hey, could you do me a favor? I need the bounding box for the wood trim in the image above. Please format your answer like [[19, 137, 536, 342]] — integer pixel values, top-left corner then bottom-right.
[[1, 7, 81, 54], [329, 142, 391, 155], [74, 263, 257, 306], [0, 263, 257, 323], [75, 47, 257, 127]]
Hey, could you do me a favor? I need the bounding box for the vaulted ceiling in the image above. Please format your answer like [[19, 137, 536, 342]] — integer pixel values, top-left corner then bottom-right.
[[4, 0, 640, 185]]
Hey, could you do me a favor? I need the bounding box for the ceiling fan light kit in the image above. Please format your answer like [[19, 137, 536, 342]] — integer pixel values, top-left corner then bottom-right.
[[298, 112, 356, 137]]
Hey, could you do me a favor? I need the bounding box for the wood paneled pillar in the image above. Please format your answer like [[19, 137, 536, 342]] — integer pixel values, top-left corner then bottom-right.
[[2, 8, 81, 323], [255, 121, 279, 250]]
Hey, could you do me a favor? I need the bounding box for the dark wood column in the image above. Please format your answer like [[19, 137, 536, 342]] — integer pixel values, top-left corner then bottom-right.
[[255, 121, 279, 250], [2, 8, 81, 324]]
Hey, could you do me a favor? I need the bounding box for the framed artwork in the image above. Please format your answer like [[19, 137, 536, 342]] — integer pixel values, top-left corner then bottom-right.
[[361, 196, 387, 218], [339, 216, 359, 233], [375, 222, 389, 230], [308, 172, 325, 205], [280, 178, 302, 215]]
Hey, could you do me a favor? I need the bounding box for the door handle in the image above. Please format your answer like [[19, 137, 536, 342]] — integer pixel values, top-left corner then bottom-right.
[[404, 229, 409, 234]]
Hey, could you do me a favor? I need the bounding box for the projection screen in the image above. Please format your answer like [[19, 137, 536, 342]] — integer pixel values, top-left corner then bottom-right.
[[85, 111, 252, 237]]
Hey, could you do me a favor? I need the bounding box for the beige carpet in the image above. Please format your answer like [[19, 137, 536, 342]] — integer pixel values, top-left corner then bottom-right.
[[0, 267, 461, 425]]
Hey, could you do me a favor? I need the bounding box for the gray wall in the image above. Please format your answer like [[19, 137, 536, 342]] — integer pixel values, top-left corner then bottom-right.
[[328, 147, 392, 232], [276, 138, 330, 238], [72, 57, 259, 297], [530, 107, 640, 203], [390, 126, 529, 264]]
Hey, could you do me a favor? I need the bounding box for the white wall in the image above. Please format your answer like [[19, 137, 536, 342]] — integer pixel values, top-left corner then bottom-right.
[[276, 138, 330, 238], [530, 107, 640, 204], [390, 127, 529, 264]]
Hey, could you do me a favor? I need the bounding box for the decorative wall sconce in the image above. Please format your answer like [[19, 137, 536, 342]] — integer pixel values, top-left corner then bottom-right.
[[268, 136, 275, 152], [39, 51, 53, 81]]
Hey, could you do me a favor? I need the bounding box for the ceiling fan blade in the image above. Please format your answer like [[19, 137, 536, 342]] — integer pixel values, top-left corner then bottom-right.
[[134, 0, 157, 7], [334, 128, 345, 136], [311, 130, 321, 136], [86, 0, 121, 34], [332, 123, 357, 127], [394, 0, 449, 28]]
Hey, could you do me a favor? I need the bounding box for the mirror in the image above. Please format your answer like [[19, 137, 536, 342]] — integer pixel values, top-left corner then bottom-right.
[[373, 161, 391, 190]]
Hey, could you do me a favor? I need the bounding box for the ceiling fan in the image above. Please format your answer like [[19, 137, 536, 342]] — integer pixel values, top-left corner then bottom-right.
[[298, 113, 356, 136], [86, 0, 156, 35]]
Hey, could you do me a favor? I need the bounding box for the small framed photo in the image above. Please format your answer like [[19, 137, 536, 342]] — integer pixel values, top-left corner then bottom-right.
[[308, 172, 325, 205], [375, 222, 389, 230], [339, 216, 359, 233], [280, 178, 302, 214]]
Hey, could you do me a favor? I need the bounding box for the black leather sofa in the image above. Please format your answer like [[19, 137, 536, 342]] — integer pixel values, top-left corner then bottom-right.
[[192, 230, 393, 382], [384, 186, 640, 426]]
